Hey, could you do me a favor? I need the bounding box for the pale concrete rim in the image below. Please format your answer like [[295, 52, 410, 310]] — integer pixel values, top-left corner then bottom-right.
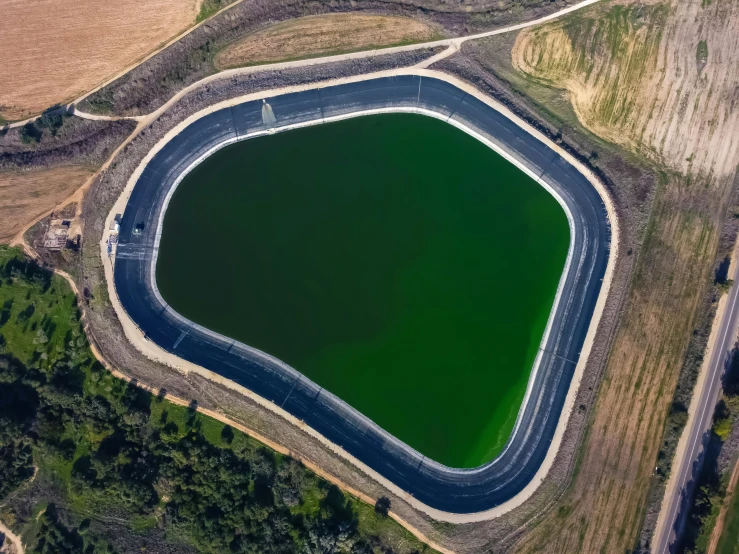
[[101, 68, 620, 523]]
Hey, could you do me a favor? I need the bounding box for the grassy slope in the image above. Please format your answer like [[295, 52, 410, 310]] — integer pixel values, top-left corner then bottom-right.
[[512, 0, 739, 180], [0, 245, 434, 554]]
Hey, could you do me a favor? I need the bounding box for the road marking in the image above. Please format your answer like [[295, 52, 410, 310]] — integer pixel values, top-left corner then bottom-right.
[[173, 328, 189, 349], [281, 375, 301, 408]]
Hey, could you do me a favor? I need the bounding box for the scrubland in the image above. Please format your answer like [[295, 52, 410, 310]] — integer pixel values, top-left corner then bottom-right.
[[0, 246, 437, 554]]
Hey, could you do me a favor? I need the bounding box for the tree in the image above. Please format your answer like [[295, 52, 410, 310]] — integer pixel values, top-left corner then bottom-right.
[[375, 496, 391, 517], [220, 424, 234, 445]]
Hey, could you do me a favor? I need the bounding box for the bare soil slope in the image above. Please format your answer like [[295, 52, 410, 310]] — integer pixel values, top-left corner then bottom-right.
[[0, 0, 200, 121], [215, 13, 441, 68], [0, 167, 93, 242], [512, 0, 739, 180]]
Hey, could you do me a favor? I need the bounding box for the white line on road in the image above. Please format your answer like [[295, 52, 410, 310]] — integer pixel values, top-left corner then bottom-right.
[[653, 246, 739, 553], [4, 0, 602, 129]]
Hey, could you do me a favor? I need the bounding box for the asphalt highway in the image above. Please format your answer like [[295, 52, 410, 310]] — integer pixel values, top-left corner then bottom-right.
[[113, 76, 611, 513], [652, 261, 739, 553]]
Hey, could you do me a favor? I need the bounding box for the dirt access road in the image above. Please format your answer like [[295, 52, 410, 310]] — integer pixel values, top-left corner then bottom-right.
[[0, 518, 24, 554], [0, 0, 203, 121]]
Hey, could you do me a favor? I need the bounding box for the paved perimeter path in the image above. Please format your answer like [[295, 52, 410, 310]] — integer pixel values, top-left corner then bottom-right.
[[6, 0, 601, 129], [653, 246, 739, 553], [5, 0, 613, 528]]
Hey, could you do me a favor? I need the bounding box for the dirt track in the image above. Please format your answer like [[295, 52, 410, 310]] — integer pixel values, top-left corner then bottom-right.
[[707, 455, 739, 554], [0, 517, 24, 554]]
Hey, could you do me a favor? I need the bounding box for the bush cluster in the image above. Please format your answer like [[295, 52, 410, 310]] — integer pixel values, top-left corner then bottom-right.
[[0, 248, 423, 554]]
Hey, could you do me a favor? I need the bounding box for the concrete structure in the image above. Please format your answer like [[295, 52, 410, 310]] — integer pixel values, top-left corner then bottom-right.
[[110, 75, 613, 517]]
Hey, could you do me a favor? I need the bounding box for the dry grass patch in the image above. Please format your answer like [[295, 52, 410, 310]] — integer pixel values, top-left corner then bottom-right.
[[0, 166, 93, 243], [214, 13, 443, 69], [0, 0, 201, 121], [514, 173, 726, 553]]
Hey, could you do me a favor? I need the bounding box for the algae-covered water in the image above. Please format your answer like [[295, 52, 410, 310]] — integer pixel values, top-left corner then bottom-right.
[[156, 113, 569, 468]]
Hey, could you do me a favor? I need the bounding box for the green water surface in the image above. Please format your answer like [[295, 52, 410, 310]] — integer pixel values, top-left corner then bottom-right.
[[156, 113, 569, 467]]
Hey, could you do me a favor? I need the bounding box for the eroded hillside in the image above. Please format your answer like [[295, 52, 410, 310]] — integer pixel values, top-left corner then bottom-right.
[[512, 0, 739, 180]]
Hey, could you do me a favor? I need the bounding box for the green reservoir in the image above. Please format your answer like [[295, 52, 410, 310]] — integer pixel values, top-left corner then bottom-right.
[[156, 113, 569, 468]]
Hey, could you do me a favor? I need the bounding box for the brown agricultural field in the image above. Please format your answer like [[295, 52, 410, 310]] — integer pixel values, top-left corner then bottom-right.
[[0, 0, 202, 121], [0, 166, 93, 243], [214, 13, 443, 69]]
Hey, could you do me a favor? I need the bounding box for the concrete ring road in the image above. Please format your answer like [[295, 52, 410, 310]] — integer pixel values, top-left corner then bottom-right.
[[112, 75, 612, 515]]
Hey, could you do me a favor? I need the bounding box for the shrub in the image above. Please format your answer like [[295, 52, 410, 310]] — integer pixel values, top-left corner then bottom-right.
[[375, 496, 391, 517], [20, 122, 42, 144]]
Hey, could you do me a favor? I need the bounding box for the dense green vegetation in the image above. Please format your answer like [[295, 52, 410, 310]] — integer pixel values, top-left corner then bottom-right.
[[0, 246, 432, 554], [697, 40, 709, 67], [196, 0, 234, 23]]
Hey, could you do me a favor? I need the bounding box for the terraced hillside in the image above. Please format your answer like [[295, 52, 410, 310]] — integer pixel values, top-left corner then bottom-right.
[[512, 0, 739, 180]]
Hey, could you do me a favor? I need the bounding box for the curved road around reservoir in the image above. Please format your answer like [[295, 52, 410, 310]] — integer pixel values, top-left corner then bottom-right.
[[111, 75, 612, 516]]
